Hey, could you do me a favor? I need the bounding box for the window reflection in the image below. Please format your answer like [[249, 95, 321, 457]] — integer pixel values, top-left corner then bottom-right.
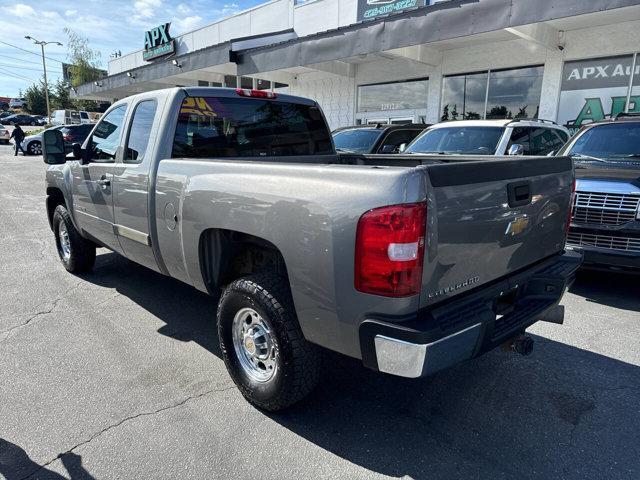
[[441, 66, 543, 121], [357, 79, 429, 113]]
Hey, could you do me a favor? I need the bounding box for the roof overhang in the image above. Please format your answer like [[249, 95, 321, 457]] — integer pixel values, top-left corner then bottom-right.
[[237, 0, 640, 75]]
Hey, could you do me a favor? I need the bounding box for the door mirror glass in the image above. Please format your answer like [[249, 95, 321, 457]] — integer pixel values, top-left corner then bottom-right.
[[398, 143, 407, 153], [42, 130, 66, 165], [508, 143, 524, 156]]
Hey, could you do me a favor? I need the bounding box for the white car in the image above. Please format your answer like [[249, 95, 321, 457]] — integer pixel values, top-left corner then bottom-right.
[[21, 125, 64, 155], [0, 125, 10, 144], [9, 98, 26, 109], [403, 119, 571, 156]]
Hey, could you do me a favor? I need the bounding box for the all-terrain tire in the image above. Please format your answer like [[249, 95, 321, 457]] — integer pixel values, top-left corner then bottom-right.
[[217, 274, 322, 411], [52, 204, 96, 273]]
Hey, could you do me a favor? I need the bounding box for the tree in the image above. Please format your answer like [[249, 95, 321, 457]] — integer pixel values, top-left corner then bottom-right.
[[24, 81, 51, 115], [52, 79, 75, 110], [64, 28, 104, 112], [515, 106, 528, 119], [441, 104, 450, 122]]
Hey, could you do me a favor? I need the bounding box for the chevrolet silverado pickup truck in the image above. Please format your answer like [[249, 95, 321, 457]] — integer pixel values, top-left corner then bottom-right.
[[42, 87, 580, 411]]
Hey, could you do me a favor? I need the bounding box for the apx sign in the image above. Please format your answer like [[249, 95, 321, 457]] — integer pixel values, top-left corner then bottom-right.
[[357, 0, 426, 21], [143, 23, 175, 61]]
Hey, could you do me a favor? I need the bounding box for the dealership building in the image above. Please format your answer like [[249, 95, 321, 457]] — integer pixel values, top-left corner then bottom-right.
[[76, 0, 640, 131]]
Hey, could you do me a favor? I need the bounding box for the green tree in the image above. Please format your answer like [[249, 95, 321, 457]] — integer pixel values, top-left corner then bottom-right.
[[52, 79, 75, 110], [64, 28, 105, 112], [24, 81, 51, 116]]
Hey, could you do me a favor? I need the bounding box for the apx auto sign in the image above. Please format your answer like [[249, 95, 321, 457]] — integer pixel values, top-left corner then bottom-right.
[[143, 23, 175, 61]]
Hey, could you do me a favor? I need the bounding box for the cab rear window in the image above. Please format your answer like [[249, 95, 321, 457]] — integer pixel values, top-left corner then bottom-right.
[[172, 96, 333, 158]]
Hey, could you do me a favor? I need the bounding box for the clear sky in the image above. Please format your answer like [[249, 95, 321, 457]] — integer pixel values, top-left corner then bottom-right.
[[0, 0, 265, 98]]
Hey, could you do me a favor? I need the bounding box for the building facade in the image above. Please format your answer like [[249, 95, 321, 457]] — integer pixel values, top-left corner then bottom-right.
[[77, 0, 640, 132]]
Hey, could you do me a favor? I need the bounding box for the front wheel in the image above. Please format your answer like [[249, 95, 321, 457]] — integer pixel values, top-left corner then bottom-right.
[[27, 141, 41, 155], [217, 274, 322, 411], [52, 205, 96, 273]]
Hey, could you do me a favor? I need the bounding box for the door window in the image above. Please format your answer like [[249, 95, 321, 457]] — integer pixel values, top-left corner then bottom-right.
[[91, 105, 127, 161], [529, 128, 568, 155], [378, 129, 422, 153], [508, 127, 532, 155], [124, 101, 157, 164]]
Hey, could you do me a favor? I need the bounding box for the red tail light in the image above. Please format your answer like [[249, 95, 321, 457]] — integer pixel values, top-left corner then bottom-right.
[[355, 203, 427, 297], [235, 88, 277, 99]]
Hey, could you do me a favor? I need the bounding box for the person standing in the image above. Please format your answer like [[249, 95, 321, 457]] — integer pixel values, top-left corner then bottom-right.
[[10, 125, 25, 156]]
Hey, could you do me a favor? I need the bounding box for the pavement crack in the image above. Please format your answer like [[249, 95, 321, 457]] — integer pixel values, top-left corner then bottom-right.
[[18, 385, 234, 480]]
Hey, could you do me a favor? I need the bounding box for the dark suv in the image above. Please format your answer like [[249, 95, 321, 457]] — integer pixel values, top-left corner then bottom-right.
[[558, 113, 640, 271], [332, 124, 429, 154]]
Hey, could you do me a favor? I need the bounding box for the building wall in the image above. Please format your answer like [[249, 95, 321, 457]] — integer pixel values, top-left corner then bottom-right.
[[293, 0, 358, 37]]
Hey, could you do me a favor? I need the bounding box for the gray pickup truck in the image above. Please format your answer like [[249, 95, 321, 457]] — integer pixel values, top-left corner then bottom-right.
[[42, 87, 580, 410]]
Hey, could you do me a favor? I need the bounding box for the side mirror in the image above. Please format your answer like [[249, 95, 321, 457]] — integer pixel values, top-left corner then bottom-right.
[[42, 130, 66, 165], [72, 143, 83, 160], [508, 144, 524, 156], [379, 144, 396, 154], [398, 143, 407, 153]]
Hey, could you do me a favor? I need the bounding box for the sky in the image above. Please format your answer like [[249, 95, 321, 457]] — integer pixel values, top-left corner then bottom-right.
[[0, 0, 265, 98]]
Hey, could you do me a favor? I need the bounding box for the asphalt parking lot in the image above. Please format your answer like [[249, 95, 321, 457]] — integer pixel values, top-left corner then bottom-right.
[[0, 141, 639, 480]]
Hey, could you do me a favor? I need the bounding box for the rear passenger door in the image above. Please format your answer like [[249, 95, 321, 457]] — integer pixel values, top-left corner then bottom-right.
[[529, 128, 568, 155], [111, 99, 160, 272]]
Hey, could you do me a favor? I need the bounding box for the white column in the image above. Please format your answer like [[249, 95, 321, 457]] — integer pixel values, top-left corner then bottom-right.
[[426, 64, 443, 124], [538, 49, 564, 121]]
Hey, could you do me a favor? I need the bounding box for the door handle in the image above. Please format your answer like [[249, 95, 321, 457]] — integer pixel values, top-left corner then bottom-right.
[[96, 176, 111, 189]]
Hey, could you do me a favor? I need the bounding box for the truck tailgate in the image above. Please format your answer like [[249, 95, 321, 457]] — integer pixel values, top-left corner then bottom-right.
[[421, 156, 573, 307]]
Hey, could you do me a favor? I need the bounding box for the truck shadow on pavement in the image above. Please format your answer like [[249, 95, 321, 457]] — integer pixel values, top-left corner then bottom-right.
[[0, 439, 95, 480], [83, 252, 640, 479], [569, 269, 640, 312]]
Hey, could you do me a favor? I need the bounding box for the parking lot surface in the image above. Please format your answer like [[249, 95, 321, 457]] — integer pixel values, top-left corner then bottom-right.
[[1, 143, 639, 480]]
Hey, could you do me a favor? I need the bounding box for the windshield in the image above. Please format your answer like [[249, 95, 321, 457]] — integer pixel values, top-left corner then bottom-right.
[[406, 126, 504, 154], [564, 123, 640, 160], [332, 129, 383, 153]]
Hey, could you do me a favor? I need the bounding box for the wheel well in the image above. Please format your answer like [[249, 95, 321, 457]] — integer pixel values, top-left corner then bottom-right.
[[46, 187, 66, 230], [199, 229, 289, 293]]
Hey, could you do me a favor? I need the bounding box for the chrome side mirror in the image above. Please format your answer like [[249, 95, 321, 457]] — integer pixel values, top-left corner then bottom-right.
[[508, 144, 524, 156], [398, 143, 407, 153]]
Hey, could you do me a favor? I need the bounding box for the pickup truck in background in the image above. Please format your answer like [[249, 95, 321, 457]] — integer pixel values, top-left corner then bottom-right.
[[559, 113, 640, 271], [332, 123, 429, 154], [42, 87, 580, 411]]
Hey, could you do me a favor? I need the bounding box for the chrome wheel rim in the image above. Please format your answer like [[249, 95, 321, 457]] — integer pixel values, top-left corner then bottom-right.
[[232, 307, 278, 382], [30, 143, 41, 155], [58, 221, 71, 262]]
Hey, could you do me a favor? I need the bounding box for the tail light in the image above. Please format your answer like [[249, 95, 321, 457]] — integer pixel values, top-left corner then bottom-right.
[[355, 203, 427, 297], [235, 88, 277, 99]]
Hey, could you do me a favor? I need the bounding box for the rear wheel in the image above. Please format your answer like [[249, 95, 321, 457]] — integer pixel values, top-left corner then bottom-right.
[[217, 274, 322, 411], [27, 141, 41, 155], [52, 205, 96, 273]]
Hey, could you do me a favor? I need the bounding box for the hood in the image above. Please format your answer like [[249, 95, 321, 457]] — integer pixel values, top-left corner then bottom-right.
[[575, 160, 640, 187]]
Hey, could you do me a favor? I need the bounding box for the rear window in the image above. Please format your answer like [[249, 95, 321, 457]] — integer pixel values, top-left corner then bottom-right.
[[332, 129, 383, 153], [406, 126, 504, 155], [172, 96, 333, 158]]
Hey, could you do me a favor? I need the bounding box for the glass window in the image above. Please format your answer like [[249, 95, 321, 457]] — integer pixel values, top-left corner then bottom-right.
[[256, 79, 271, 91], [332, 129, 383, 153], [274, 82, 289, 89], [124, 100, 157, 164], [442, 66, 544, 121], [172, 96, 333, 158], [406, 126, 503, 154], [508, 127, 531, 155], [90, 105, 127, 161], [357, 79, 429, 113], [528, 128, 566, 155], [240, 77, 253, 89], [224, 75, 237, 88], [441, 73, 487, 121], [378, 129, 423, 153], [486, 66, 543, 119]]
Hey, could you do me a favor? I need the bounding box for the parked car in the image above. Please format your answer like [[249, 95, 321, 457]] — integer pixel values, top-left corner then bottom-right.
[[9, 98, 27, 109], [21, 125, 65, 155], [558, 112, 640, 271], [41, 87, 579, 411], [51, 109, 92, 126], [403, 119, 570, 156], [60, 123, 94, 147], [0, 114, 38, 126], [0, 125, 10, 144], [332, 124, 429, 154], [0, 101, 9, 110], [0, 111, 12, 120], [34, 116, 48, 126]]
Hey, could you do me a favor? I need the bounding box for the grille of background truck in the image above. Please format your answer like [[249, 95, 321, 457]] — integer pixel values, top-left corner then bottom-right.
[[566, 232, 640, 253], [572, 191, 640, 226]]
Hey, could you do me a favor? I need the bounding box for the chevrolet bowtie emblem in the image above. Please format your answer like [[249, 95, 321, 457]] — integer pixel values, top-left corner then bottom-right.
[[505, 216, 530, 236]]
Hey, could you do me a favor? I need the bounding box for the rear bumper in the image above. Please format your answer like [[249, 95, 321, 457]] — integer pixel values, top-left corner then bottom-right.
[[359, 251, 582, 378]]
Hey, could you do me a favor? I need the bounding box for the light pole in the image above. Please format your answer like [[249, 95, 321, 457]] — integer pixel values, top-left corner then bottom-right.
[[25, 36, 63, 123]]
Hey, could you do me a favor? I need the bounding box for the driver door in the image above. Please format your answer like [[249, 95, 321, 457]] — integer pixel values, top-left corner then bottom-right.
[[70, 104, 128, 252]]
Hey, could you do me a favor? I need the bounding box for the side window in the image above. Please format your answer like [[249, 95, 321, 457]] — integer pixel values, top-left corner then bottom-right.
[[378, 130, 421, 153], [508, 127, 531, 155], [80, 112, 89, 120], [529, 128, 567, 155], [124, 101, 157, 164], [91, 105, 127, 161]]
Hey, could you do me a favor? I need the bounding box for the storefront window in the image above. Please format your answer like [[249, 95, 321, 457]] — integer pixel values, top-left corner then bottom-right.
[[224, 75, 237, 88], [441, 66, 543, 121], [357, 79, 429, 113], [486, 66, 543, 119]]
